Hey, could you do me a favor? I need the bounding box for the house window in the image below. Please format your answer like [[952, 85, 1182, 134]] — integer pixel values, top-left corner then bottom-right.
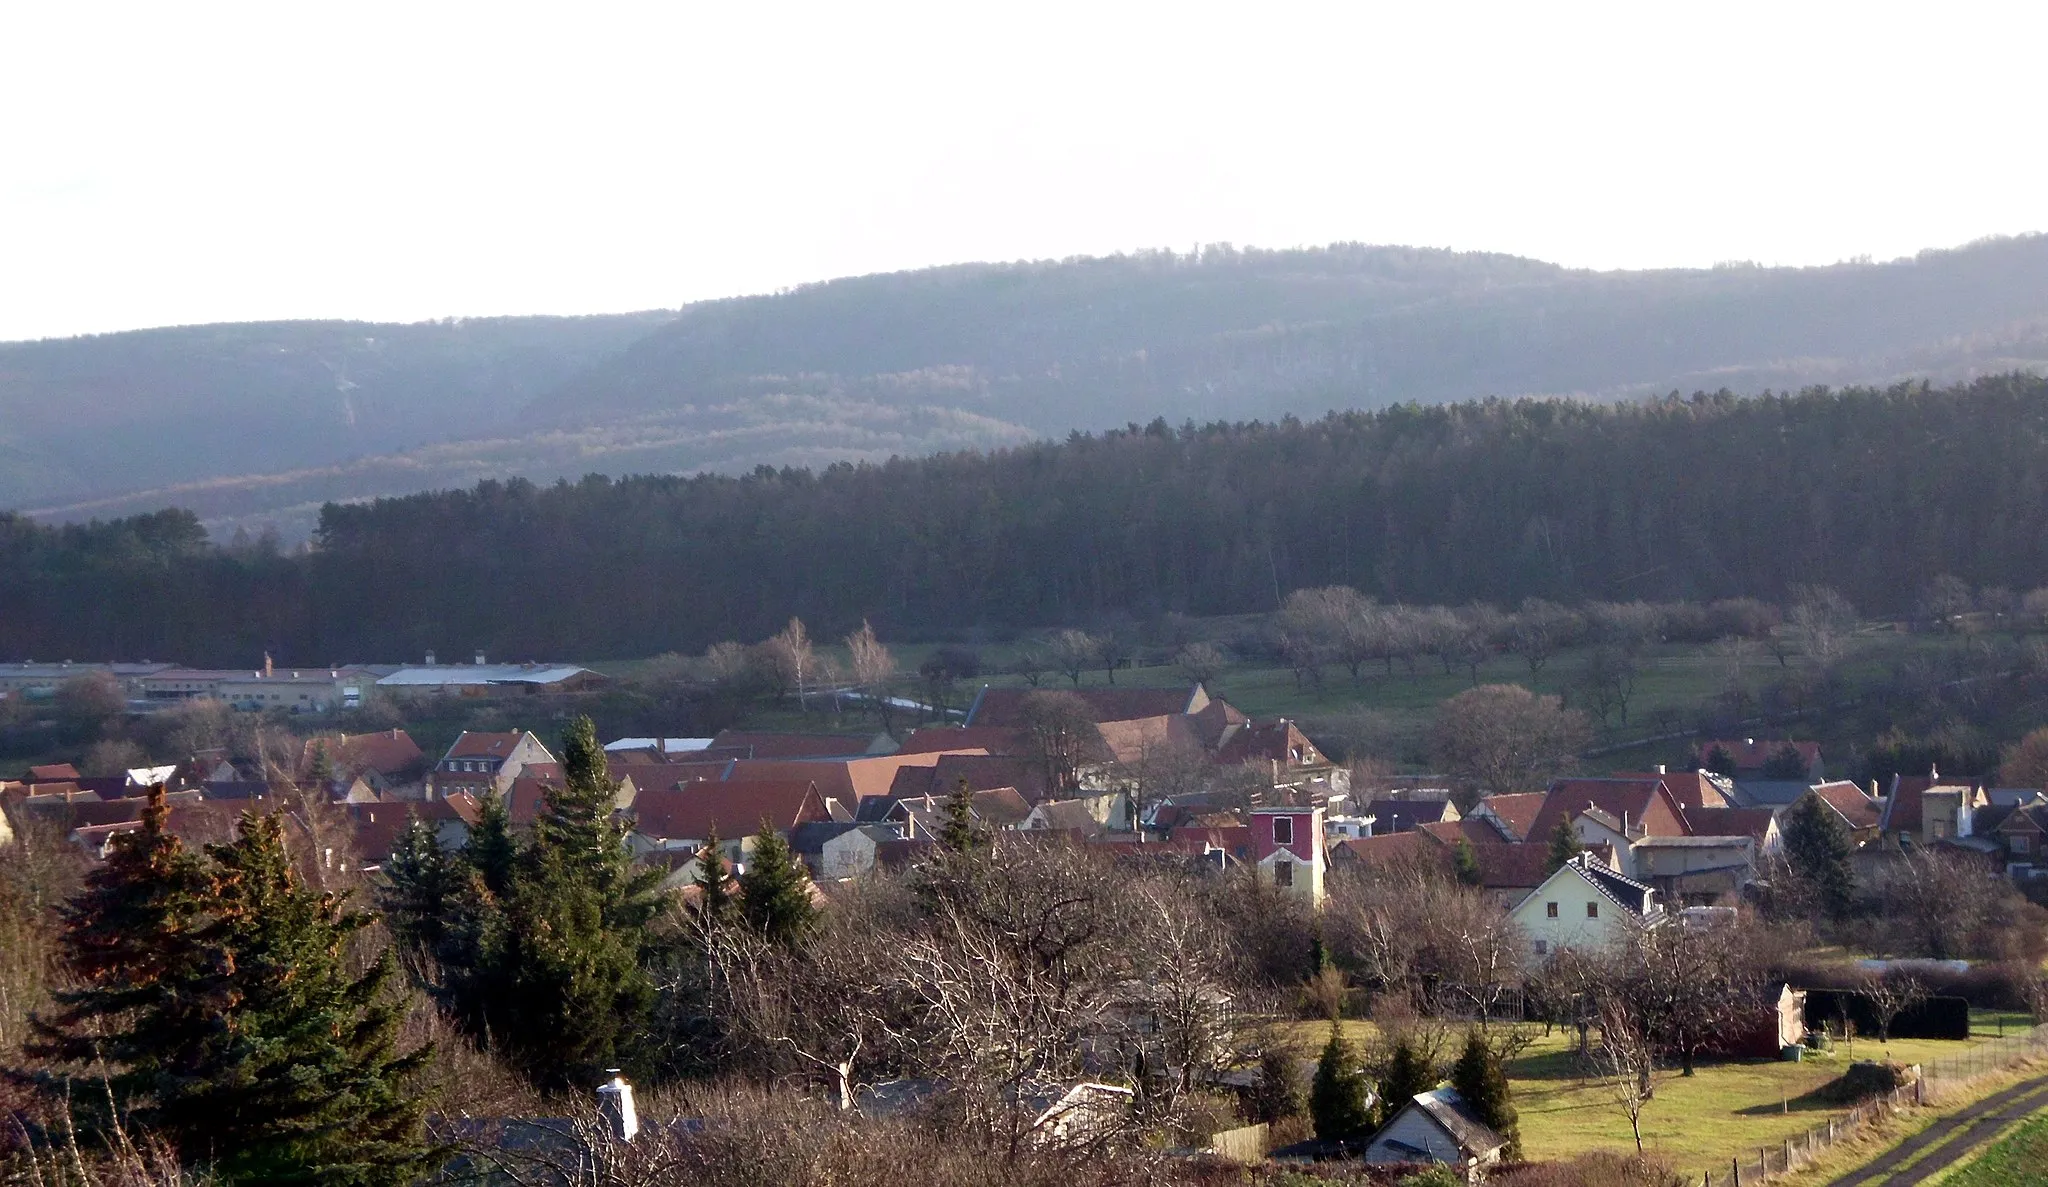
[[2013, 835, 2032, 855], [1274, 860, 1294, 888], [1273, 816, 1294, 846], [1931, 821, 1950, 838], [1586, 902, 1600, 919], [1533, 940, 1548, 955], [1546, 902, 1559, 918]]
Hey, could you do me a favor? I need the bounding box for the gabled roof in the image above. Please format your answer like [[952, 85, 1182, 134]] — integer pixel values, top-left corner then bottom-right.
[[631, 780, 827, 842], [894, 726, 1032, 756], [1419, 818, 1503, 847], [1730, 780, 1816, 808], [1807, 781, 1882, 831], [1471, 792, 1547, 842], [1574, 854, 1658, 916], [1330, 831, 1433, 865], [304, 729, 425, 779], [1214, 719, 1325, 767], [1879, 772, 1984, 834], [28, 763, 81, 782], [444, 731, 540, 761], [1615, 770, 1730, 810], [1024, 799, 1103, 835], [1411, 1088, 1508, 1158], [965, 684, 1206, 728], [1530, 778, 1690, 842], [1681, 806, 1777, 842], [1095, 714, 1206, 765], [1369, 798, 1459, 834], [889, 754, 1053, 804]]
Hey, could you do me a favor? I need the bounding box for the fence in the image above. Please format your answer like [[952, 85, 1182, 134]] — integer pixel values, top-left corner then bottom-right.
[[1692, 1023, 2048, 1187]]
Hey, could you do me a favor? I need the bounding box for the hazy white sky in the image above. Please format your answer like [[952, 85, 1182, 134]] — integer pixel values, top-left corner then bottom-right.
[[2, 1, 2041, 341]]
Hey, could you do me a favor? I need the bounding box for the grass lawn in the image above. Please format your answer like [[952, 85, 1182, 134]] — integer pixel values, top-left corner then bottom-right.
[[1279, 1012, 2021, 1180], [1941, 1107, 2048, 1186]]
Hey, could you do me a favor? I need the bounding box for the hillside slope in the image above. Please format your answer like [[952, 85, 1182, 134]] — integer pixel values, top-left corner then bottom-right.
[[10, 235, 2048, 537]]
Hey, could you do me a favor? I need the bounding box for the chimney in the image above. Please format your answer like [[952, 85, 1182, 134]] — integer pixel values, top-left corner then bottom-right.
[[1654, 764, 1666, 775], [425, 650, 437, 666], [597, 1071, 639, 1142], [263, 651, 274, 679], [475, 650, 487, 666]]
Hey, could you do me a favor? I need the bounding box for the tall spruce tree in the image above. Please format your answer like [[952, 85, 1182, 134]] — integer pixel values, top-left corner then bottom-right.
[[1378, 1036, 1436, 1120], [1310, 1026, 1373, 1142], [1449, 1028, 1520, 1158], [1452, 839, 1483, 886], [936, 777, 983, 854], [1782, 794, 1856, 918], [537, 716, 662, 929], [695, 824, 738, 924], [462, 790, 518, 897], [26, 785, 213, 1133], [378, 813, 452, 960], [739, 820, 816, 945], [181, 813, 434, 1185], [1545, 818, 1582, 874], [29, 800, 432, 1184]]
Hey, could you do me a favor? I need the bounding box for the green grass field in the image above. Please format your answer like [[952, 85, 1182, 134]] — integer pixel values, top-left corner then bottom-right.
[[1941, 1107, 2048, 1186], [1281, 1012, 2024, 1179]]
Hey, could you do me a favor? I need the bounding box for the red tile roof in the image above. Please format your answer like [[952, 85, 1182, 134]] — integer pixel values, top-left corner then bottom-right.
[[889, 755, 1054, 805], [1473, 792, 1547, 841], [303, 729, 424, 779], [1530, 778, 1692, 842], [1808, 782, 1882, 831], [631, 780, 828, 842], [28, 763, 81, 781], [1331, 831, 1434, 866], [446, 731, 532, 760], [1215, 720, 1325, 767], [1615, 771, 1729, 811], [895, 726, 1033, 756], [1095, 714, 1206, 765], [1681, 806, 1777, 842]]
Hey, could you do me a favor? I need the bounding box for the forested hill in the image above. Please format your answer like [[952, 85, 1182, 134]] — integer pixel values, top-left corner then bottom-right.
[[527, 236, 2048, 437], [8, 376, 2048, 666], [11, 235, 2048, 540]]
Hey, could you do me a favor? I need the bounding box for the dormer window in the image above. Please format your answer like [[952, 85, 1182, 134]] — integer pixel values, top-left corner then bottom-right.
[[1273, 816, 1294, 845]]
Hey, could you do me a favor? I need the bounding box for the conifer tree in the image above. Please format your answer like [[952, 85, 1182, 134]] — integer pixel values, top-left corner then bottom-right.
[[308, 740, 337, 792], [1452, 839, 1483, 886], [180, 812, 434, 1184], [1377, 1036, 1436, 1121], [936, 777, 983, 854], [26, 785, 213, 1129], [1782, 793, 1857, 918], [537, 716, 661, 928], [379, 813, 452, 960], [695, 825, 738, 925], [1449, 1028, 1520, 1158], [1545, 818, 1582, 874], [1310, 1026, 1373, 1142], [739, 820, 816, 945], [462, 790, 518, 897]]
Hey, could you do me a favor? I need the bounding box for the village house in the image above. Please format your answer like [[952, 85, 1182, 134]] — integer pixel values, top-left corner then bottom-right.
[[1877, 768, 1986, 847], [1509, 852, 1661, 960], [1251, 805, 1325, 906], [625, 779, 831, 859], [1363, 1087, 1509, 1181], [1796, 781, 1885, 845], [1699, 738, 1826, 782], [300, 729, 428, 800], [1969, 794, 2048, 879], [430, 730, 556, 800]]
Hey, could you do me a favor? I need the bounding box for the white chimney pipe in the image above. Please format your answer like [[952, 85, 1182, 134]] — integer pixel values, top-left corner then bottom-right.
[[597, 1071, 638, 1142], [475, 650, 487, 666]]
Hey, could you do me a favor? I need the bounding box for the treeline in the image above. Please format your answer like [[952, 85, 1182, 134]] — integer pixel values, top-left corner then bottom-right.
[[9, 376, 2048, 664]]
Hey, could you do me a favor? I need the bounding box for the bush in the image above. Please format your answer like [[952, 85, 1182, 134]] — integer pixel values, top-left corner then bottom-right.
[[1395, 1168, 1462, 1187], [1824, 1060, 1917, 1103], [1800, 987, 1971, 1039], [1492, 1151, 1687, 1187]]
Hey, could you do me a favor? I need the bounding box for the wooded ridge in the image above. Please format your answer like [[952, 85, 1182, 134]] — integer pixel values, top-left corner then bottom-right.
[[5, 375, 2048, 665]]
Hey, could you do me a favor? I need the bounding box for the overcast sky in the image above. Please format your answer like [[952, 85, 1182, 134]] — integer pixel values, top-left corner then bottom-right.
[[2, 1, 2041, 342]]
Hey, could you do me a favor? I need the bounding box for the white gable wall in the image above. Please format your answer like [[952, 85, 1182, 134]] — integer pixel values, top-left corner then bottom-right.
[[1509, 866, 1632, 960]]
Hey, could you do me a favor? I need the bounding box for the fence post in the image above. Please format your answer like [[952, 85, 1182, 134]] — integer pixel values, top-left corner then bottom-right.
[[1733, 1156, 1741, 1185]]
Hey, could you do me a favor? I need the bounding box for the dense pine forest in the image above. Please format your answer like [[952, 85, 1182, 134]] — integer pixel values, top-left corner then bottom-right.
[[5, 375, 2048, 665]]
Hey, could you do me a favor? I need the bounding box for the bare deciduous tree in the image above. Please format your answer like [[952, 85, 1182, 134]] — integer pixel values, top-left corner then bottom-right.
[[1429, 683, 1590, 799], [1047, 630, 1101, 688]]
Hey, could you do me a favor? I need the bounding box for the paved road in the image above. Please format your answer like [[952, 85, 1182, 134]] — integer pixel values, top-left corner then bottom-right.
[[1828, 1073, 2048, 1187]]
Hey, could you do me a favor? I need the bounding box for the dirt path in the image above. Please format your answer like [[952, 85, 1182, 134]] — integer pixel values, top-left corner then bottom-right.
[[1828, 1074, 2048, 1187]]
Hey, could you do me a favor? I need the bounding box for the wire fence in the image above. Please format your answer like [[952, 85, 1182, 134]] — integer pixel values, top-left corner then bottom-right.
[[1692, 1023, 2048, 1187]]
